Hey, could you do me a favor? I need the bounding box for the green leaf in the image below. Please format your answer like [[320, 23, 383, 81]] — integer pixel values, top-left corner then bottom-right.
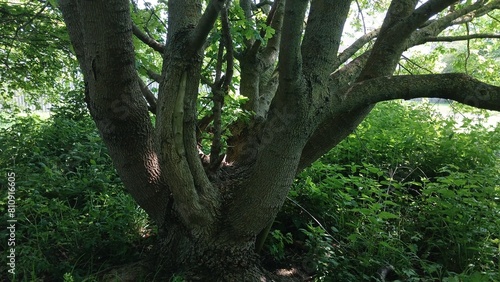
[[378, 211, 399, 219]]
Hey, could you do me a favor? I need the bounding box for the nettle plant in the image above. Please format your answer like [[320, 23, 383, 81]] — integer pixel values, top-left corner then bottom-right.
[[276, 101, 499, 280]]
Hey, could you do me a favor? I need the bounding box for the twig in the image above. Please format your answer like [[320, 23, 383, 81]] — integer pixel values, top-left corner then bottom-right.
[[465, 22, 471, 74], [425, 33, 500, 42], [355, 0, 367, 34]]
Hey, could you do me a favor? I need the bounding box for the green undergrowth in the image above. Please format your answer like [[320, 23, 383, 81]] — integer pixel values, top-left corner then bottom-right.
[[0, 95, 155, 281], [0, 99, 498, 281], [270, 101, 500, 281]]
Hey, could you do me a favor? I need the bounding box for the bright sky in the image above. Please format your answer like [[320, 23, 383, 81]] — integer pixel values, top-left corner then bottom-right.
[[137, 0, 158, 9]]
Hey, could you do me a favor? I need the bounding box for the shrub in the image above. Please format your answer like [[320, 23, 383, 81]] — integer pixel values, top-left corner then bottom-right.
[[0, 100, 153, 281], [271, 101, 499, 281]]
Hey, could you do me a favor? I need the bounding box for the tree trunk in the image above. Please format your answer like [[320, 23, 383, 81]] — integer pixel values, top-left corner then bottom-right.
[[158, 224, 266, 281]]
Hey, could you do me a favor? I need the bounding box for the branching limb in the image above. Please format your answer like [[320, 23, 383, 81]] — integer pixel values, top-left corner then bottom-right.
[[132, 24, 165, 53], [358, 0, 419, 79], [406, 0, 461, 31], [190, 0, 227, 53], [334, 29, 379, 70], [60, 0, 168, 224], [339, 74, 500, 112], [278, 0, 308, 83], [209, 88, 224, 170], [451, 0, 500, 25], [221, 6, 234, 90], [410, 0, 491, 45], [304, 1, 499, 175], [330, 51, 371, 87], [301, 0, 351, 78], [360, 0, 458, 79], [303, 74, 500, 172]]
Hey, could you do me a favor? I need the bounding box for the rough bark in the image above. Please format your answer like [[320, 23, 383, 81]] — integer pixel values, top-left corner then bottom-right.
[[59, 0, 168, 224], [59, 0, 500, 280]]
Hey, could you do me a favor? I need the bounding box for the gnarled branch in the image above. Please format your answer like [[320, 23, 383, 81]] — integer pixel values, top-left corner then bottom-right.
[[340, 74, 500, 112]]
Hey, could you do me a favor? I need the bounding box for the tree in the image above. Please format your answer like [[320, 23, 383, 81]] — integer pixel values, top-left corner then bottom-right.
[[57, 0, 500, 280]]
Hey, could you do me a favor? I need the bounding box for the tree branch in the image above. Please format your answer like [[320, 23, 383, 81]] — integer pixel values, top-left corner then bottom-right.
[[145, 68, 163, 83], [261, 0, 284, 62], [330, 51, 371, 87], [278, 0, 308, 83], [132, 24, 165, 53], [138, 75, 158, 114], [190, 0, 227, 53], [239, 0, 254, 48], [410, 0, 492, 45], [358, 0, 419, 79], [361, 0, 458, 80], [248, 0, 281, 56], [209, 7, 233, 171], [221, 7, 234, 89], [301, 73, 500, 172], [452, 0, 500, 25], [334, 28, 379, 70], [301, 0, 352, 78], [302, 1, 499, 174], [340, 74, 500, 112], [209, 39, 225, 170], [425, 33, 500, 42], [60, 0, 168, 223], [298, 106, 372, 172]]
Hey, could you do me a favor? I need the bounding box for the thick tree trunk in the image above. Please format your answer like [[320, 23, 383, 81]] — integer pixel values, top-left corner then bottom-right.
[[158, 225, 265, 281]]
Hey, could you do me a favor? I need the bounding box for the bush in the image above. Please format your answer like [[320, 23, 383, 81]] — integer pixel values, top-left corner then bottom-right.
[[0, 100, 153, 281], [271, 101, 500, 281]]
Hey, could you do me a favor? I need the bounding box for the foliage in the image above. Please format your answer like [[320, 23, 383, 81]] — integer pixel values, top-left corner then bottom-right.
[[0, 0, 80, 109], [270, 101, 500, 281], [0, 98, 153, 281], [267, 229, 293, 261]]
